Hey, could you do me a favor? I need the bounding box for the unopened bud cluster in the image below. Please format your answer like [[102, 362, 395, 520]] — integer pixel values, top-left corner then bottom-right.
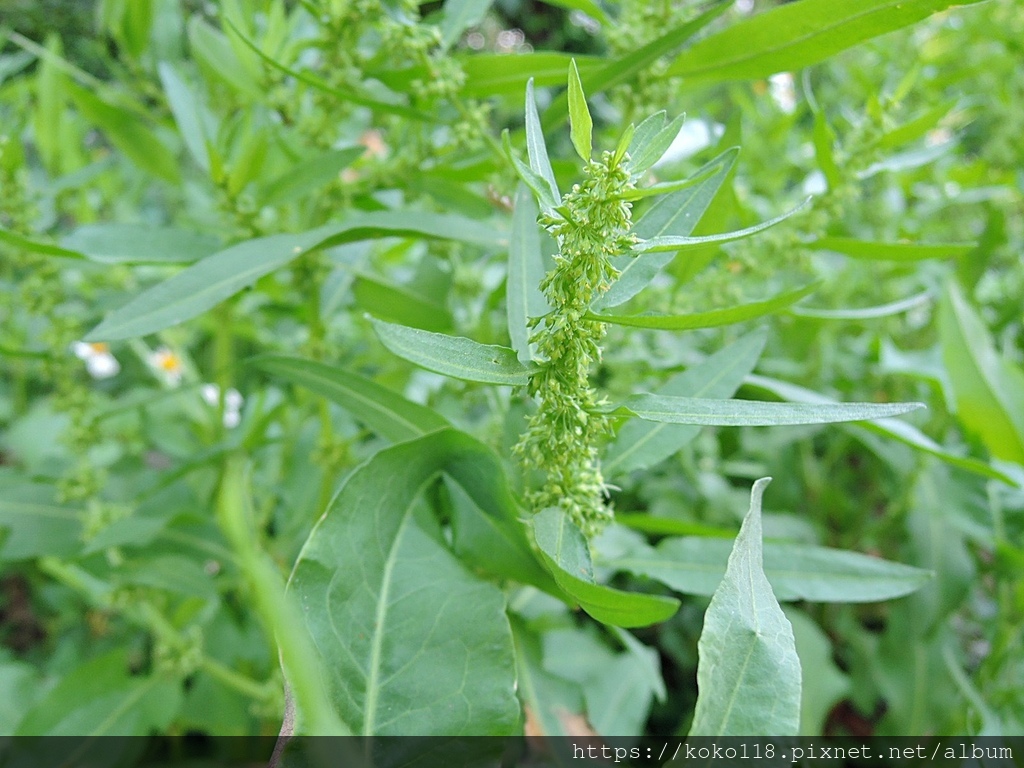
[[515, 150, 637, 537]]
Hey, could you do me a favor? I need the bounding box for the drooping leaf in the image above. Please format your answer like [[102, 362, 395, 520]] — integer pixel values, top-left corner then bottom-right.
[[251, 355, 449, 443], [531, 507, 680, 628], [567, 59, 592, 162], [596, 147, 738, 310], [591, 283, 817, 330], [688, 479, 801, 737], [667, 0, 987, 85], [603, 532, 932, 602], [606, 394, 923, 426], [85, 213, 504, 341], [507, 184, 548, 362], [807, 237, 974, 262], [289, 430, 522, 734], [604, 330, 767, 475], [371, 318, 533, 386], [938, 281, 1024, 464]]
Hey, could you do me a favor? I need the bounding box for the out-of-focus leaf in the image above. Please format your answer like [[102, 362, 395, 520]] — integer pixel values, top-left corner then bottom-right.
[[158, 61, 214, 172], [353, 274, 453, 333], [807, 237, 974, 262], [688, 479, 801, 737], [63, 225, 221, 264], [260, 146, 363, 205], [438, 0, 492, 51], [789, 290, 930, 320]]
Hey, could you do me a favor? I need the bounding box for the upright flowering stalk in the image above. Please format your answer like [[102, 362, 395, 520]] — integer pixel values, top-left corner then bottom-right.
[[514, 65, 637, 538]]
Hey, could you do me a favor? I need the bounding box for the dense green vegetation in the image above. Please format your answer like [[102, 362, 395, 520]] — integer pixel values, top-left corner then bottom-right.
[[1, 0, 1022, 739]]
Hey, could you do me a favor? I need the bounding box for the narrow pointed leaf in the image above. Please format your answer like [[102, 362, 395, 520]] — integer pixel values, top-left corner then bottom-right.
[[531, 508, 680, 628], [938, 281, 1024, 464], [608, 395, 923, 426], [743, 373, 1016, 485], [371, 318, 533, 386], [260, 146, 364, 205], [667, 0, 987, 85], [790, 290, 931, 320], [503, 130, 558, 211], [525, 79, 559, 205], [63, 224, 221, 264], [635, 197, 811, 253], [603, 533, 932, 602], [604, 330, 767, 476], [85, 212, 504, 341], [251, 355, 449, 443], [507, 184, 548, 362], [689, 479, 801, 737], [290, 430, 521, 734], [567, 60, 592, 162], [596, 148, 738, 310], [628, 112, 687, 178], [157, 61, 212, 172], [590, 283, 817, 330], [807, 237, 974, 262]]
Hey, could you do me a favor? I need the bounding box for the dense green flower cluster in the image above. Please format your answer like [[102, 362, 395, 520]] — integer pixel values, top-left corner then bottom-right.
[[515, 150, 637, 537]]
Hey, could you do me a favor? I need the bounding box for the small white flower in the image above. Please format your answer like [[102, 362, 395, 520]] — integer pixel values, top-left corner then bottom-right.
[[72, 342, 120, 380], [149, 347, 184, 386], [769, 72, 797, 114], [200, 383, 244, 428]]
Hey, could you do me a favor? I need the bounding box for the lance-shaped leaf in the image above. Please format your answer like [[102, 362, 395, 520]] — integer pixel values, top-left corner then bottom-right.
[[938, 281, 1024, 464], [525, 80, 559, 206], [634, 197, 811, 253], [590, 283, 817, 330], [260, 146, 364, 206], [604, 395, 923, 426], [251, 355, 449, 443], [371, 318, 534, 386], [790, 290, 930, 320], [743, 373, 1017, 485], [596, 147, 738, 310], [601, 534, 931, 602], [503, 130, 559, 211], [627, 113, 686, 178], [689, 479, 801, 737], [290, 430, 524, 735], [667, 0, 987, 85], [567, 60, 592, 162], [63, 224, 221, 264], [507, 184, 548, 362], [158, 61, 214, 172], [85, 212, 504, 341], [531, 508, 679, 628], [806, 237, 974, 262], [604, 330, 767, 476]]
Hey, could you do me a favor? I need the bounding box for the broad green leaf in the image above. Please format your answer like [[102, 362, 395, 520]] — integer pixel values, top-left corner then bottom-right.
[[0, 478, 82, 561], [290, 430, 522, 734], [607, 394, 923, 426], [667, 0, 986, 85], [371, 318, 533, 386], [353, 274, 453, 333], [744, 374, 1017, 486], [567, 60, 592, 162], [16, 650, 181, 736], [507, 184, 548, 363], [688, 479, 801, 737], [438, 0, 492, 51], [531, 507, 680, 628], [591, 283, 817, 330], [595, 147, 738, 310], [63, 224, 221, 264], [807, 237, 974, 262], [789, 290, 931, 320], [65, 81, 179, 182], [251, 355, 449, 442], [604, 330, 767, 476], [444, 477, 557, 592], [260, 146, 363, 205], [158, 61, 213, 172], [635, 197, 811, 253], [604, 533, 931, 602], [524, 80, 559, 206], [85, 212, 504, 341], [541, 4, 728, 132], [938, 281, 1024, 464]]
